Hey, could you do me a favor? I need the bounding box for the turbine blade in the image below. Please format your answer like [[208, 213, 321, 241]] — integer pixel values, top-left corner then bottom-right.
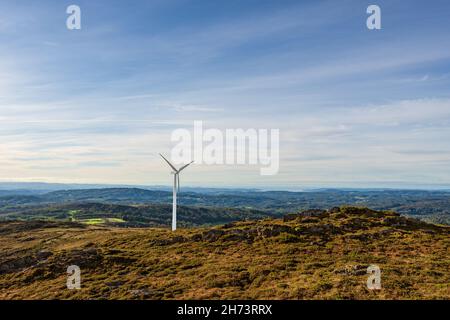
[[177, 174, 180, 192], [159, 153, 178, 172], [178, 160, 194, 172]]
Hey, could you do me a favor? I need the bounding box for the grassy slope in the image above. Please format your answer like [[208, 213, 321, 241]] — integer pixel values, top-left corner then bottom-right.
[[0, 207, 448, 300]]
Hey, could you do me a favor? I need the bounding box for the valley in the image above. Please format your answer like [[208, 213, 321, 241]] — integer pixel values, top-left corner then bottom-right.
[[0, 188, 449, 226]]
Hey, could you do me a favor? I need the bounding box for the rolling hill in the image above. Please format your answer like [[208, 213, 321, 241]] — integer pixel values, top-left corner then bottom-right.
[[1, 188, 450, 225], [0, 207, 448, 300], [0, 202, 273, 227]]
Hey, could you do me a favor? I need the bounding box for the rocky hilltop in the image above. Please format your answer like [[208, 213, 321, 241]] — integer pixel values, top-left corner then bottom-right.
[[0, 207, 448, 299]]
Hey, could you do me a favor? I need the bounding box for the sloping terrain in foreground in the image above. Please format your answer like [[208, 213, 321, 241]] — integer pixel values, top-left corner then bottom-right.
[[0, 207, 448, 300]]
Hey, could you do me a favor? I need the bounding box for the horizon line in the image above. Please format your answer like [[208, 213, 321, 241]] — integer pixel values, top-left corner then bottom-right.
[[0, 181, 450, 192]]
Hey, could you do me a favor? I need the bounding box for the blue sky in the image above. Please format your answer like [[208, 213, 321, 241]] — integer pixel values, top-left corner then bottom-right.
[[0, 0, 450, 188]]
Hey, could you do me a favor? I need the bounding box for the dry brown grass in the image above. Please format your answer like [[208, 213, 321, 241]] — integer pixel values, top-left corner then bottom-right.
[[0, 207, 448, 300]]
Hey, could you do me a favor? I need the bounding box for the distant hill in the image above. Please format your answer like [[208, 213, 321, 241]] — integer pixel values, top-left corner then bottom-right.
[[0, 202, 273, 227], [0, 188, 449, 225], [44, 188, 172, 203], [0, 182, 258, 194], [0, 207, 448, 299]]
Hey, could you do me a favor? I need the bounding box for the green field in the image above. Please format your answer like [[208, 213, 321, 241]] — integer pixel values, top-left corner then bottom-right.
[[79, 218, 125, 225]]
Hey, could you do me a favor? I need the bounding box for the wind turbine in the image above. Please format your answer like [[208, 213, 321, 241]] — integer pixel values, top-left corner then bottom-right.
[[159, 154, 194, 231]]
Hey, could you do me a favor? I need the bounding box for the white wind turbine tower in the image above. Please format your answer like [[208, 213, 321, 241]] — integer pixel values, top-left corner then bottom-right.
[[159, 154, 194, 231]]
